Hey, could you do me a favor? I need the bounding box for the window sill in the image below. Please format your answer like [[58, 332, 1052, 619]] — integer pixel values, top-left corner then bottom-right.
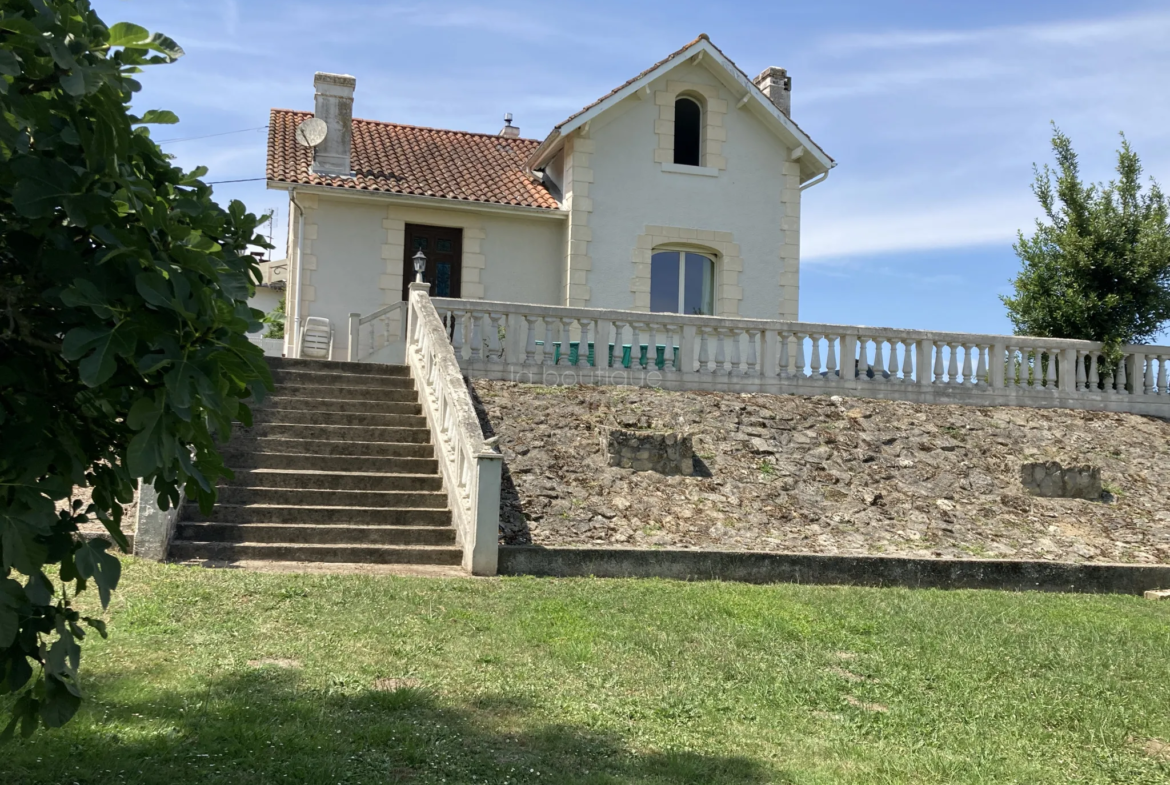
[[660, 162, 720, 178]]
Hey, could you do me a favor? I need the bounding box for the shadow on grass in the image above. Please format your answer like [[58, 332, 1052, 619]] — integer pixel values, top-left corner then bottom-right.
[[3, 668, 779, 785]]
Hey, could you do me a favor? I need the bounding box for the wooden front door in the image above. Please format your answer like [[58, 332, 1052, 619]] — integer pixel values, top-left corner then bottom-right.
[[402, 224, 462, 301]]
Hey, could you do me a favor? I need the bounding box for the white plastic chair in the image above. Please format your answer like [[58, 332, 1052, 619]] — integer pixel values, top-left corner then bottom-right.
[[299, 316, 334, 360]]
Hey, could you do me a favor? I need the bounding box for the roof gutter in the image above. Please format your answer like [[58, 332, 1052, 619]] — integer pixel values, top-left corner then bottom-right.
[[266, 181, 567, 218], [288, 188, 306, 358], [800, 169, 830, 191]]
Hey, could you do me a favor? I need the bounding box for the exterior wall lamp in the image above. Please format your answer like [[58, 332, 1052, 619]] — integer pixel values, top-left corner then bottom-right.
[[413, 249, 426, 282]]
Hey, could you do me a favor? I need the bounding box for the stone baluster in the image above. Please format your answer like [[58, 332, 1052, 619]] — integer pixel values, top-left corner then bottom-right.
[[779, 332, 791, 378], [559, 318, 573, 366], [542, 316, 558, 365], [902, 340, 914, 383], [729, 328, 743, 376], [975, 344, 988, 387], [872, 338, 886, 381], [697, 327, 711, 373], [524, 316, 538, 365], [886, 339, 898, 382], [809, 334, 822, 381], [1116, 354, 1128, 394], [577, 319, 591, 368], [611, 321, 626, 369], [631, 322, 643, 369], [825, 335, 838, 381], [714, 330, 728, 375], [1101, 356, 1114, 393], [1143, 354, 1155, 395], [485, 314, 502, 362], [1158, 355, 1169, 395], [746, 329, 760, 376], [664, 325, 678, 372], [944, 343, 958, 385], [1075, 350, 1087, 392], [794, 333, 808, 378], [932, 342, 945, 384], [1005, 346, 1017, 386], [960, 344, 973, 386], [648, 322, 660, 371], [1088, 352, 1099, 392], [470, 312, 485, 362]]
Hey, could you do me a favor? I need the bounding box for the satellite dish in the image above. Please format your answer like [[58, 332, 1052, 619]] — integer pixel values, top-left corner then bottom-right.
[[295, 118, 328, 147]]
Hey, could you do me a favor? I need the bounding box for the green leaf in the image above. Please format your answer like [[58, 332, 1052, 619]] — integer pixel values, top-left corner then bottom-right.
[[82, 617, 108, 639], [0, 517, 48, 576], [145, 32, 185, 60], [0, 579, 24, 648], [73, 540, 120, 610], [60, 71, 86, 97], [10, 157, 78, 219], [126, 396, 166, 476], [137, 109, 179, 125], [107, 22, 150, 47], [135, 272, 174, 310], [67, 324, 135, 388], [0, 50, 20, 78], [39, 676, 81, 729]]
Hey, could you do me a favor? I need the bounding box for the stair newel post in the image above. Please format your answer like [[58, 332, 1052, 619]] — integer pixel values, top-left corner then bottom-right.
[[348, 312, 361, 362]]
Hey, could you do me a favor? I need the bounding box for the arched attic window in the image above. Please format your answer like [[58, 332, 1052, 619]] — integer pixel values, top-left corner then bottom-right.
[[673, 96, 702, 166]]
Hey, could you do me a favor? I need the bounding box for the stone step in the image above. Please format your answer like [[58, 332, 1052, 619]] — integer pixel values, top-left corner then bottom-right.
[[180, 504, 452, 526], [221, 437, 434, 459], [222, 451, 438, 474], [272, 369, 415, 390], [250, 409, 429, 428], [222, 469, 443, 492], [257, 396, 421, 416], [174, 522, 456, 546], [267, 357, 410, 377], [215, 486, 448, 508], [237, 422, 432, 443], [268, 384, 420, 403], [169, 541, 463, 566]]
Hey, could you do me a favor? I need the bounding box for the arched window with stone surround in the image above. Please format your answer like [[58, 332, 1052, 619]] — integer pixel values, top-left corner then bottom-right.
[[673, 96, 702, 166], [650, 249, 714, 315]]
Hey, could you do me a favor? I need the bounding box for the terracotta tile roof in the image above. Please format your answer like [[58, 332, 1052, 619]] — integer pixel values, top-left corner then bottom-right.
[[267, 109, 560, 210]]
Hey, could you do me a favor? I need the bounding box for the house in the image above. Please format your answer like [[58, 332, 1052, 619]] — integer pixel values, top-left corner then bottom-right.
[[265, 34, 834, 360]]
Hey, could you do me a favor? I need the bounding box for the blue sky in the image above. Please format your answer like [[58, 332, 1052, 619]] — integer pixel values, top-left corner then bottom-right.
[[92, 0, 1170, 337]]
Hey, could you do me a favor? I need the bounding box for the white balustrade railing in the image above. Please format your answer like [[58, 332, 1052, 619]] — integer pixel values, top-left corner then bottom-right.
[[348, 301, 406, 362], [431, 297, 1170, 417], [406, 285, 502, 575]]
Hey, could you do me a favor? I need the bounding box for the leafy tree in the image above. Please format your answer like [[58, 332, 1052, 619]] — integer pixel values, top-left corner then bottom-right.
[[1002, 126, 1170, 353], [262, 294, 286, 339], [0, 1, 271, 737]]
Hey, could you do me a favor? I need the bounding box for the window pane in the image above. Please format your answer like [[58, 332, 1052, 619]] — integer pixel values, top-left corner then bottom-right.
[[437, 238, 453, 253], [413, 237, 428, 251], [673, 98, 701, 166], [683, 253, 713, 315], [650, 252, 681, 313], [435, 262, 451, 297]]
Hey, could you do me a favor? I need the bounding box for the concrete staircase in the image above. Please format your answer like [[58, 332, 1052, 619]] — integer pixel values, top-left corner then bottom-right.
[[169, 357, 462, 568]]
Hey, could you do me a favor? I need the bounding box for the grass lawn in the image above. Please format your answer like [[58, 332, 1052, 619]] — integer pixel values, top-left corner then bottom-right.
[[2, 559, 1169, 784]]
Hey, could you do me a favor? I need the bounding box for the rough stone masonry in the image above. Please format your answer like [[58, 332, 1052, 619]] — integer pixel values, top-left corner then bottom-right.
[[605, 429, 694, 475], [472, 380, 1170, 565]]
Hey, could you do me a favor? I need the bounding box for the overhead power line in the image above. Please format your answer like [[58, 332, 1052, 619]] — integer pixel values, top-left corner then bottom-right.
[[204, 177, 267, 185], [158, 125, 269, 145]]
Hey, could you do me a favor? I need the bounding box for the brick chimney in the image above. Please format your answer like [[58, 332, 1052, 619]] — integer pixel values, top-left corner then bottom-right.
[[311, 72, 356, 176], [753, 67, 791, 118], [499, 112, 520, 139]]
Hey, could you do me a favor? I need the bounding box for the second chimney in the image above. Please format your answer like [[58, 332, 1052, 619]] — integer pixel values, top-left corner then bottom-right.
[[753, 67, 791, 118], [499, 112, 520, 139], [311, 72, 356, 177]]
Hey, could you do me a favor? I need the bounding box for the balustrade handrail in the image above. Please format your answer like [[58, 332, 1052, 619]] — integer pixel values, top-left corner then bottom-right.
[[358, 301, 404, 326], [348, 301, 407, 362], [406, 285, 502, 575], [431, 297, 1170, 355]]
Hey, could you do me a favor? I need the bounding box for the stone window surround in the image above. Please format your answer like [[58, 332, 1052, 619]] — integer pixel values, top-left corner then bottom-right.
[[654, 80, 728, 171], [632, 226, 742, 317]]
